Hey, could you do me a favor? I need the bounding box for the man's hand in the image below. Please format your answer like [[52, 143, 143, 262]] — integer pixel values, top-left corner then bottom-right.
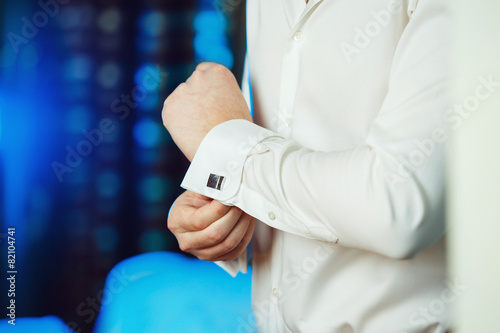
[[168, 191, 255, 261], [162, 62, 252, 161]]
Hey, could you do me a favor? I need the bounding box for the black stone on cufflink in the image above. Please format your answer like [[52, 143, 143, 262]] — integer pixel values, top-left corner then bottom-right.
[[207, 173, 224, 190]]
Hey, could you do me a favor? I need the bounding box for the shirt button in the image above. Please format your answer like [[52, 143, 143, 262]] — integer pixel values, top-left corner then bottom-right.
[[272, 288, 279, 298], [293, 31, 304, 42], [268, 212, 276, 221]]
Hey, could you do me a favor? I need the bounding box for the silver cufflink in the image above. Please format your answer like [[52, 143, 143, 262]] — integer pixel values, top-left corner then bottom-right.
[[207, 173, 224, 190]]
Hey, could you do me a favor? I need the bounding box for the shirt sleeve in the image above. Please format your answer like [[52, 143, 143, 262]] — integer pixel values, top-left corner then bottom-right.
[[214, 249, 248, 277], [182, 0, 449, 259]]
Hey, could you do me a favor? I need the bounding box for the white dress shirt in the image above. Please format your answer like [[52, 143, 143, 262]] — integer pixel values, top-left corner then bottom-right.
[[181, 0, 452, 331]]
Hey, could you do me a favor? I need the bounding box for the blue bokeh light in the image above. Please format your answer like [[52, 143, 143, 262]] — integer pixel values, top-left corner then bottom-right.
[[94, 225, 120, 253], [134, 63, 162, 92], [133, 118, 162, 148], [137, 91, 161, 112], [139, 229, 168, 253], [58, 4, 95, 30], [97, 62, 122, 89], [63, 55, 94, 81], [137, 11, 168, 37], [63, 105, 93, 133], [193, 31, 228, 52], [137, 175, 171, 203], [194, 42, 234, 69], [135, 36, 162, 55], [96, 170, 122, 199], [97, 8, 122, 34], [193, 10, 227, 34], [193, 10, 234, 69]]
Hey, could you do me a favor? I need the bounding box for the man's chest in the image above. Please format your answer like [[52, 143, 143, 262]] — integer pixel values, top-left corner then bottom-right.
[[246, 0, 412, 150]]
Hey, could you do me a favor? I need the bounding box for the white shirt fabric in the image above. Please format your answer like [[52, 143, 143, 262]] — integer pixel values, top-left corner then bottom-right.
[[181, 0, 452, 331]]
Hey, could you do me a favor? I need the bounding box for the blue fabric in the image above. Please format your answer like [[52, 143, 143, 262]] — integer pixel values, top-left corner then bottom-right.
[[94, 251, 255, 333]]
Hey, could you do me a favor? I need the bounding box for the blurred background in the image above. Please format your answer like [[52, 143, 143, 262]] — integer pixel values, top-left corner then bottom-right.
[[2, 1, 500, 333], [0, 0, 246, 331]]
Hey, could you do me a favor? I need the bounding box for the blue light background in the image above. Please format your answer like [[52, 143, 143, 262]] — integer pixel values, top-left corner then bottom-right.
[[0, 0, 251, 331]]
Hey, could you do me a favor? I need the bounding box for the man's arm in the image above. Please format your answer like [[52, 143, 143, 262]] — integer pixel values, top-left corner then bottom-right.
[[164, 0, 449, 259]]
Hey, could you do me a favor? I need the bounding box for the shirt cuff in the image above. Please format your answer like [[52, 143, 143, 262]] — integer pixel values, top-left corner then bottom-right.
[[181, 119, 280, 204], [214, 250, 248, 277]]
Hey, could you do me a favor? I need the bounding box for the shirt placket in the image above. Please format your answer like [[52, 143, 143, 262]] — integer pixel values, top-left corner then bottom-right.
[[273, 2, 324, 331], [277, 0, 324, 139]]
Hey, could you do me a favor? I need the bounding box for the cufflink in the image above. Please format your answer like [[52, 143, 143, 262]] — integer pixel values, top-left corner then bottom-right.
[[207, 173, 224, 191]]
